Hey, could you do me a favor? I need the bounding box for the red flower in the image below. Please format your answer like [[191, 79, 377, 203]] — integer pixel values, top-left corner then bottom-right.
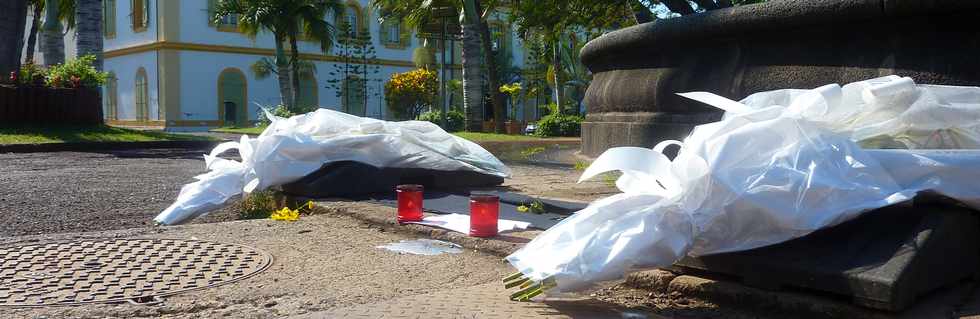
[[8, 71, 16, 84], [70, 76, 81, 88]]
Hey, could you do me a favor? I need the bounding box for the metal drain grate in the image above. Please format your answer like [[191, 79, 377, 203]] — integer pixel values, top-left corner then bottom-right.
[[0, 239, 273, 307]]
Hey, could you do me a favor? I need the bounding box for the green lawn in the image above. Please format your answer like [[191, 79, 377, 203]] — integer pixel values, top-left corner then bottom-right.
[[212, 126, 551, 142], [0, 125, 214, 144], [212, 126, 267, 135]]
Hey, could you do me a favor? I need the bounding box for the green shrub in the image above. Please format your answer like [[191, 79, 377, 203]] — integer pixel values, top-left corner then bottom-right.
[[239, 190, 282, 220], [257, 104, 318, 126], [418, 109, 465, 132], [45, 55, 108, 88], [534, 113, 583, 137], [14, 62, 47, 87]]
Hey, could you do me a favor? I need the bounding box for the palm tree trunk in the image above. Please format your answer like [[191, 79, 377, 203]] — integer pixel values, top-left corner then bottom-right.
[[460, 23, 484, 131], [1, 0, 28, 79], [473, 0, 505, 133], [274, 36, 293, 109], [40, 0, 64, 66], [75, 0, 103, 70], [25, 3, 42, 64], [552, 41, 563, 111], [288, 35, 302, 111]]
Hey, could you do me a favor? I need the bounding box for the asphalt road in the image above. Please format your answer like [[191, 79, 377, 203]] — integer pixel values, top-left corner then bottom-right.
[[0, 148, 614, 238], [0, 148, 240, 237]]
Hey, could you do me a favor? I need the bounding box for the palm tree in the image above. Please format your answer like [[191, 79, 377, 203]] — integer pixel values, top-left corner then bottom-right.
[[75, 0, 103, 71], [39, 0, 66, 65], [24, 0, 44, 64], [215, 0, 343, 111], [0, 0, 28, 78], [373, 0, 507, 133], [24, 0, 75, 65]]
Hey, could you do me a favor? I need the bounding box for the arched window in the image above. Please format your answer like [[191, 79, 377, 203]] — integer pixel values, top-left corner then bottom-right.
[[104, 72, 118, 120], [345, 6, 358, 33], [134, 68, 148, 121], [336, 2, 362, 36], [488, 22, 508, 52], [342, 76, 366, 116], [297, 72, 318, 109], [218, 68, 248, 127], [131, 0, 149, 32]]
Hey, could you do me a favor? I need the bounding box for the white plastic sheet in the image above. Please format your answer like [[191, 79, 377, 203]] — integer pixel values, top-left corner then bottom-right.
[[155, 109, 510, 225], [506, 77, 980, 292]]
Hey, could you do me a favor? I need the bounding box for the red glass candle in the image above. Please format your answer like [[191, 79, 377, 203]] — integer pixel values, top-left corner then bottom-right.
[[396, 184, 424, 223], [469, 194, 499, 237]]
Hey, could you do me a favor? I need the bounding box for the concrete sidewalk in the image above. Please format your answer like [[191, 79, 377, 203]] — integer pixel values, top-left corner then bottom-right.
[[292, 283, 659, 319]]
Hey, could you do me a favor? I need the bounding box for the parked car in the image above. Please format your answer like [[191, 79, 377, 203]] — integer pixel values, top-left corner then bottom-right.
[[524, 122, 537, 135]]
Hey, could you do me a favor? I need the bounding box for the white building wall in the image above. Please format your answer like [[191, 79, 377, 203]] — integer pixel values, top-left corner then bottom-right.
[[178, 49, 416, 122], [176, 0, 417, 62], [178, 51, 278, 122], [104, 0, 158, 51], [104, 51, 158, 120]]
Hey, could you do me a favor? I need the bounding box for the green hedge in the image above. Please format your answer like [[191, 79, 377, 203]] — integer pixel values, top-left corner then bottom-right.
[[534, 113, 583, 137], [418, 109, 465, 132]]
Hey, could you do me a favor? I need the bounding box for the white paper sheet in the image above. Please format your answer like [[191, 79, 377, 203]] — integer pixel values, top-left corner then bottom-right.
[[408, 213, 531, 235]]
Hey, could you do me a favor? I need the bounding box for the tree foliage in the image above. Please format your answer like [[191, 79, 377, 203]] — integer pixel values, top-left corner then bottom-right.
[[214, 0, 343, 110], [384, 69, 438, 120], [325, 23, 382, 114]]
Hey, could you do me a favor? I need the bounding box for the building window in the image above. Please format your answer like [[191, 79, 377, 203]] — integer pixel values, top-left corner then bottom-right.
[[380, 18, 408, 49], [337, 4, 361, 36], [104, 72, 118, 120], [218, 68, 248, 126], [384, 20, 400, 44], [345, 6, 358, 33], [342, 77, 366, 116], [297, 72, 318, 108], [103, 0, 116, 38], [135, 68, 149, 121], [488, 23, 509, 53], [209, 0, 239, 31], [218, 14, 238, 26], [131, 0, 149, 32]]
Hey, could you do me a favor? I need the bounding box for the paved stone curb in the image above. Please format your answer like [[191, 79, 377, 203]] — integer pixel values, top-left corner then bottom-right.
[[623, 269, 891, 319], [311, 201, 900, 318], [0, 140, 221, 153]]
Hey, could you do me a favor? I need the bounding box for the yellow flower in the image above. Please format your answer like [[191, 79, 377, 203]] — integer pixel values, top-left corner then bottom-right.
[[270, 207, 299, 221], [517, 205, 529, 213], [306, 201, 314, 210]]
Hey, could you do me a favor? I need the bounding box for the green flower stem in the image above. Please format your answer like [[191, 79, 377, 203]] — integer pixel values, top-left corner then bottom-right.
[[504, 277, 529, 289], [510, 282, 542, 300], [503, 272, 524, 283]]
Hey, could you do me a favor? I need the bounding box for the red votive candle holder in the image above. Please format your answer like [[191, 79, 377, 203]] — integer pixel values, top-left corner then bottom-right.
[[469, 194, 499, 237], [396, 184, 424, 223]]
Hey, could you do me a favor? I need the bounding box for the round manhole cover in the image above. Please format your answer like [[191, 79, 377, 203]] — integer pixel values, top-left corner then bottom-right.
[[0, 239, 273, 307]]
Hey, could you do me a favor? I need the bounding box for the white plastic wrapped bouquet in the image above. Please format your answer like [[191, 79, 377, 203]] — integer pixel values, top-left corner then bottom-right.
[[504, 76, 980, 297], [155, 108, 510, 225]]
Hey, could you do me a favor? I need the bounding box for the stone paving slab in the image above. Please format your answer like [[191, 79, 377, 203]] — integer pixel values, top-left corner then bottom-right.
[[291, 283, 660, 319]]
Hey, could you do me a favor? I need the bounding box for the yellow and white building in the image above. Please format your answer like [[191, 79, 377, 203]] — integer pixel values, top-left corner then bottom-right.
[[67, 0, 524, 131]]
